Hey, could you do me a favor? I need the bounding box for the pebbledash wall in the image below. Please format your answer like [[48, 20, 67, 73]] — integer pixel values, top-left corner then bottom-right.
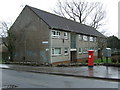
[[50, 30, 98, 64], [11, 6, 51, 63], [10, 5, 101, 64]]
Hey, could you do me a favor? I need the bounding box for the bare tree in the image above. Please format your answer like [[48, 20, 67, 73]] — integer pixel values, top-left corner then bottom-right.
[[53, 0, 106, 29], [89, 2, 106, 29], [97, 37, 107, 61], [0, 21, 15, 61]]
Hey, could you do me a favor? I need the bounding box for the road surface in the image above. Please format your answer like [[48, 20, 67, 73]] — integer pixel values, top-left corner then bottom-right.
[[1, 69, 118, 88]]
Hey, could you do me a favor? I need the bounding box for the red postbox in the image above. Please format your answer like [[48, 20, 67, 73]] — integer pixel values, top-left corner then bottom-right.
[[88, 50, 94, 67]]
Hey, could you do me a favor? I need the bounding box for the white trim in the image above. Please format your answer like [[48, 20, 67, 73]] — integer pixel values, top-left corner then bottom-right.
[[42, 41, 48, 44]]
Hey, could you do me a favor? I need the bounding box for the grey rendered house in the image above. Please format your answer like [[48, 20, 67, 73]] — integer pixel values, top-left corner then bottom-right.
[[10, 5, 105, 64]]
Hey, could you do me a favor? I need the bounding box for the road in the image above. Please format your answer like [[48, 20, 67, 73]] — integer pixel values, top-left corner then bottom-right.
[[1, 69, 118, 88]]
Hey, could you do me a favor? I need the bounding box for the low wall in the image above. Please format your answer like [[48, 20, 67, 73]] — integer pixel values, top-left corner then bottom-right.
[[111, 54, 120, 63], [52, 56, 98, 65]]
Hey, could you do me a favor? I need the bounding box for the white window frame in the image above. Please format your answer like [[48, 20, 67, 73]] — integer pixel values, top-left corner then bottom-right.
[[83, 35, 88, 41], [64, 32, 68, 39], [89, 36, 94, 42], [78, 48, 82, 54], [52, 30, 61, 38], [64, 48, 69, 55], [78, 34, 82, 40], [52, 48, 62, 56]]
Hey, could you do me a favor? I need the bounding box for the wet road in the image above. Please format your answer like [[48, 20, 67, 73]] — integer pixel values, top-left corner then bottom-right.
[[1, 69, 118, 88], [0, 64, 119, 79]]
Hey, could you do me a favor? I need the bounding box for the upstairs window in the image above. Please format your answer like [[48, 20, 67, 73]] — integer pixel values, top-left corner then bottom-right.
[[52, 30, 61, 38], [89, 36, 94, 42], [83, 35, 88, 41], [78, 34, 83, 40], [64, 48, 69, 55], [94, 37, 97, 42], [64, 32, 68, 39], [52, 48, 61, 55]]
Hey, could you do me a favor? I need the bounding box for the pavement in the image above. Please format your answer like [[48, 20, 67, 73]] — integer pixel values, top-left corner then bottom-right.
[[0, 64, 120, 81]]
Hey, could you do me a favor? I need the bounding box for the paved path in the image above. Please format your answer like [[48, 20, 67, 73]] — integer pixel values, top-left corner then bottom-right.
[[0, 64, 119, 81]]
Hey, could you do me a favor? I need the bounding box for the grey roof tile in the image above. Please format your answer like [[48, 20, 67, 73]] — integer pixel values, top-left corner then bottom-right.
[[27, 5, 104, 37]]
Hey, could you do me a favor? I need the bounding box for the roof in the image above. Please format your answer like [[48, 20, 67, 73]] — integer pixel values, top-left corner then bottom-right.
[[27, 5, 104, 37]]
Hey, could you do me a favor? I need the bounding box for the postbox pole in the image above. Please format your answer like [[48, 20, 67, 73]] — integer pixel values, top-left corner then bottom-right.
[[106, 57, 108, 64], [88, 50, 94, 67]]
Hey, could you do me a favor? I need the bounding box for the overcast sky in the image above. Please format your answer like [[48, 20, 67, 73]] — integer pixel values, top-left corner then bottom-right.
[[0, 0, 119, 37]]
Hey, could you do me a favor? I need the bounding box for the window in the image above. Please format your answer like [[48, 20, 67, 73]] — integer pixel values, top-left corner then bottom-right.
[[94, 37, 96, 42], [78, 34, 82, 40], [83, 35, 88, 41], [89, 36, 94, 41], [52, 30, 61, 38], [90, 47, 94, 50], [83, 47, 89, 53], [64, 32, 68, 39], [94, 47, 98, 52], [52, 48, 61, 55], [78, 48, 82, 54], [64, 48, 69, 55]]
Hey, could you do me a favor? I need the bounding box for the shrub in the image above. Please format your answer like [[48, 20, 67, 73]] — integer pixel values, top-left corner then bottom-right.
[[111, 57, 117, 63], [85, 59, 88, 63]]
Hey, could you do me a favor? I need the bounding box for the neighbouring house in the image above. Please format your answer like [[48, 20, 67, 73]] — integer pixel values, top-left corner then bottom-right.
[[9, 5, 105, 64], [0, 37, 8, 60], [0, 38, 2, 60]]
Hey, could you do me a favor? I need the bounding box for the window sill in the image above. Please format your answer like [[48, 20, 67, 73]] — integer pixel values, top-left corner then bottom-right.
[[65, 54, 69, 56], [52, 54, 62, 57], [64, 38, 69, 40], [79, 53, 82, 54], [83, 52, 88, 54], [83, 40, 88, 42], [52, 36, 61, 39]]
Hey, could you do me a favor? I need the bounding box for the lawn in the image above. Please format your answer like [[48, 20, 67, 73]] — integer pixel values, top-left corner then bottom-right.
[[94, 57, 112, 64], [0, 59, 6, 64], [0, 60, 2, 64]]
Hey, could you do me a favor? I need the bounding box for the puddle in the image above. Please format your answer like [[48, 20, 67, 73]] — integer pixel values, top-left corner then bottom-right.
[[0, 64, 9, 68], [2, 84, 18, 88]]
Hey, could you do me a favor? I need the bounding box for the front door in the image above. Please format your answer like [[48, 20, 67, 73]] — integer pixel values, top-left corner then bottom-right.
[[98, 49, 102, 58], [71, 51, 77, 63]]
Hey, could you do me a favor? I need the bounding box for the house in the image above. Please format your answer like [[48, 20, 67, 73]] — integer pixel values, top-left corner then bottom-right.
[[10, 5, 105, 64]]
